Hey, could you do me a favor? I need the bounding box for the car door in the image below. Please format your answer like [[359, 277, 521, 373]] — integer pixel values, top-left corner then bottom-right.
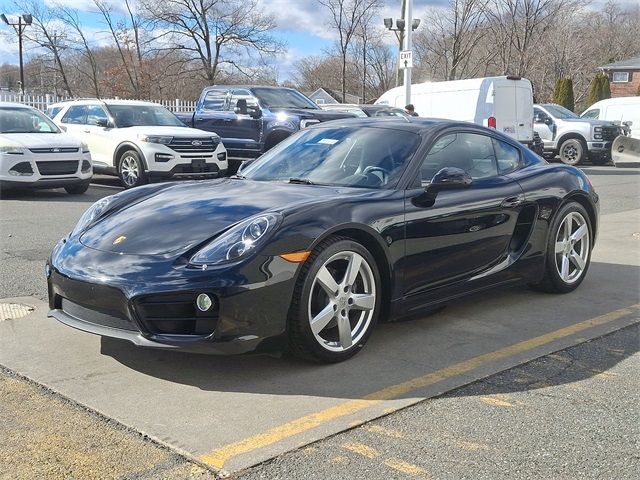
[[59, 105, 89, 143], [402, 131, 526, 297], [192, 87, 233, 138], [226, 89, 262, 150], [533, 106, 554, 143], [82, 104, 113, 165]]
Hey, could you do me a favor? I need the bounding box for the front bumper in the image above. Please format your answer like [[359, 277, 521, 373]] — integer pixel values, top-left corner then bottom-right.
[[46, 240, 298, 354], [141, 142, 229, 175], [0, 152, 92, 188], [586, 141, 613, 156]]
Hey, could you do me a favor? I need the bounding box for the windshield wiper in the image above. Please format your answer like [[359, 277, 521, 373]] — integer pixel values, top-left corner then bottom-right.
[[289, 177, 315, 185]]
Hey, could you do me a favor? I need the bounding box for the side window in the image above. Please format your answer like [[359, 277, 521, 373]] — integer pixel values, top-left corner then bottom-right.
[[46, 106, 63, 119], [62, 105, 87, 124], [419, 132, 498, 186], [229, 89, 259, 112], [85, 105, 108, 126], [493, 139, 521, 174], [202, 89, 228, 111], [581, 109, 599, 119]]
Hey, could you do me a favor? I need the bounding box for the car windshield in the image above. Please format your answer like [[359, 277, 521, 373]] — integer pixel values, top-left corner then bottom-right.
[[543, 104, 579, 119], [108, 104, 185, 127], [0, 107, 60, 134], [252, 88, 319, 110], [242, 126, 421, 189]]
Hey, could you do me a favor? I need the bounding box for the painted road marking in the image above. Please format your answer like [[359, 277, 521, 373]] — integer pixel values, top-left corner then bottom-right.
[[365, 425, 405, 438], [479, 396, 514, 407], [341, 442, 379, 459], [200, 304, 639, 469], [383, 458, 429, 477]]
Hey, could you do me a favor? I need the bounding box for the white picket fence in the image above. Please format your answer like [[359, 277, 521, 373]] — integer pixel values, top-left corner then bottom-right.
[[0, 92, 197, 113]]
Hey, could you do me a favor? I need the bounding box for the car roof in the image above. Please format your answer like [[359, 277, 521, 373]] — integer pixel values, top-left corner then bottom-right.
[[309, 117, 509, 136], [0, 101, 37, 109], [202, 85, 299, 93], [47, 99, 162, 107]]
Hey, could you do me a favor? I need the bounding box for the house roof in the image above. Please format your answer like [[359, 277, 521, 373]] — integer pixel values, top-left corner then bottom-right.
[[600, 56, 640, 70], [310, 87, 360, 103]]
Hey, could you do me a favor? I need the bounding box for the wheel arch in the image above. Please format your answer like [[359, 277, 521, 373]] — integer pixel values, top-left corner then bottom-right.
[[564, 191, 598, 241], [556, 132, 587, 150], [312, 225, 394, 322], [113, 142, 149, 171]]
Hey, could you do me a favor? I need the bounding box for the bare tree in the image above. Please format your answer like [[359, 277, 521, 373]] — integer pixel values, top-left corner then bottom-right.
[[140, 0, 283, 84], [317, 0, 382, 102]]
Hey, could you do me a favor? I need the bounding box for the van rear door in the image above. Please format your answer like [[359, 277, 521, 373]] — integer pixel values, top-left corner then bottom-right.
[[493, 78, 533, 144], [513, 79, 533, 144]]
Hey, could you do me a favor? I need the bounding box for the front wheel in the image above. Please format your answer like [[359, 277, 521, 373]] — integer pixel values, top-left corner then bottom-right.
[[558, 138, 586, 166], [118, 150, 147, 189], [288, 237, 381, 363], [530, 202, 592, 293]]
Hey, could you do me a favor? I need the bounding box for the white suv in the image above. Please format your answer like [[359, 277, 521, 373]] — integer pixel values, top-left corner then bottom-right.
[[0, 102, 92, 194], [48, 99, 228, 188]]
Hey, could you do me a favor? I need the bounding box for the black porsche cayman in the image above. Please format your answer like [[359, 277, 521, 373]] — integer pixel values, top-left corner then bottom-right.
[[47, 118, 599, 362]]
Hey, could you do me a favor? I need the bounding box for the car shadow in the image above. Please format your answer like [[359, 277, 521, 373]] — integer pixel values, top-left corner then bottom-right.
[[580, 167, 640, 176], [0, 187, 104, 203], [99, 261, 639, 401]]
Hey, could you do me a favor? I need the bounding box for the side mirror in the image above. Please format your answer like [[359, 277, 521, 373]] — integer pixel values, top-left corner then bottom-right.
[[623, 120, 633, 127], [96, 118, 112, 128], [248, 106, 262, 119], [428, 167, 473, 192], [234, 105, 248, 115], [58, 124, 67, 132], [533, 113, 546, 124]]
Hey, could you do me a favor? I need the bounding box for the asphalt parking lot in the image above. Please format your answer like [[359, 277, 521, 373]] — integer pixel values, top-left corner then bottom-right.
[[0, 166, 639, 478]]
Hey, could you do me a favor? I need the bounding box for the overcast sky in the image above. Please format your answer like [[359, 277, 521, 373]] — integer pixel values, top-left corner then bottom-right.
[[0, 0, 636, 81]]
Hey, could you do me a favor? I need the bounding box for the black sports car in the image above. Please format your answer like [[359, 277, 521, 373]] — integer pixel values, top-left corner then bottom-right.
[[47, 118, 599, 362]]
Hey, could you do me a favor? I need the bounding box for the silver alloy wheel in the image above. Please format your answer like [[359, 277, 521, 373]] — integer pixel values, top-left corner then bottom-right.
[[308, 251, 376, 352], [120, 155, 139, 187], [554, 211, 590, 284]]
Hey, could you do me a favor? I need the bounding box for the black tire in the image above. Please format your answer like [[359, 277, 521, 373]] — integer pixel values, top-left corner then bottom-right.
[[530, 202, 593, 294], [117, 150, 147, 189], [288, 236, 381, 363], [64, 181, 90, 195], [558, 138, 586, 166]]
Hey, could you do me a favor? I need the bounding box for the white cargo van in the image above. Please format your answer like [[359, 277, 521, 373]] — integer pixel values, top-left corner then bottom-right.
[[375, 76, 534, 145], [581, 97, 640, 139]]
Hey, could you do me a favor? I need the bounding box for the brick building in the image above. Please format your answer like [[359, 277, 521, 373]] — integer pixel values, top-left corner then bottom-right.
[[600, 56, 640, 97]]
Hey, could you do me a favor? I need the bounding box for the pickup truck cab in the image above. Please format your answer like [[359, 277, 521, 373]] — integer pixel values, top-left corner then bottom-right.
[[177, 86, 355, 171], [534, 103, 621, 165]]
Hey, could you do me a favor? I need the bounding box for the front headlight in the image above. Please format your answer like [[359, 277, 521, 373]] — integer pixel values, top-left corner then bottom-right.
[[137, 135, 173, 145], [70, 196, 115, 237], [80, 142, 90, 154], [0, 145, 26, 154], [190, 213, 283, 266]]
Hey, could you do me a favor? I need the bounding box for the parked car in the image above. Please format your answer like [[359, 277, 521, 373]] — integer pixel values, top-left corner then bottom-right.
[[0, 102, 92, 194], [48, 99, 228, 188], [176, 86, 356, 172], [534, 103, 622, 165], [375, 76, 536, 149], [321, 103, 411, 119], [581, 96, 640, 139], [48, 118, 598, 362]]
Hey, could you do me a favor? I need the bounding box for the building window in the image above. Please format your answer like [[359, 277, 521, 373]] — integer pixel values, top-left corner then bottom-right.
[[612, 71, 630, 83]]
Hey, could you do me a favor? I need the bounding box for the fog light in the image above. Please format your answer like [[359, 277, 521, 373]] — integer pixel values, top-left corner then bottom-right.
[[196, 293, 213, 312]]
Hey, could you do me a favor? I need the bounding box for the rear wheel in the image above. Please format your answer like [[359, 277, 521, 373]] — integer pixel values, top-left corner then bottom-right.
[[558, 138, 586, 166], [530, 202, 592, 293], [118, 150, 147, 189], [288, 237, 381, 362]]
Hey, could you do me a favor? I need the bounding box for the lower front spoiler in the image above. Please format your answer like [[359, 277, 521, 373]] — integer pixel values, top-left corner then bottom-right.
[[0, 178, 90, 190], [49, 308, 264, 355]]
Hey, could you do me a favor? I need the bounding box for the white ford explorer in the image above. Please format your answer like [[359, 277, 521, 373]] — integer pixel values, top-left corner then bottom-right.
[[48, 99, 228, 188], [0, 102, 92, 194]]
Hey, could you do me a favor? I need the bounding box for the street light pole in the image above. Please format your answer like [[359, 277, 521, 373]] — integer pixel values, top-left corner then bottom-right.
[[1, 13, 33, 96], [403, 0, 413, 106]]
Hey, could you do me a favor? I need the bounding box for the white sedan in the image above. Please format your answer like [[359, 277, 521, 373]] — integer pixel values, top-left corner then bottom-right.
[[0, 102, 92, 194]]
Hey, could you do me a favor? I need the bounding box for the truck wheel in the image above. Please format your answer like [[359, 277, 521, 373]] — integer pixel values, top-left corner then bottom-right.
[[118, 150, 148, 189], [559, 138, 586, 166]]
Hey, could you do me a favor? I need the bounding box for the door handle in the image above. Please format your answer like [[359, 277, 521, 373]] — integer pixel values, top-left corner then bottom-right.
[[501, 195, 524, 208]]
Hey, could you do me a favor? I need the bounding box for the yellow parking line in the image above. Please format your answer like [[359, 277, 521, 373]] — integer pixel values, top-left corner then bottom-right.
[[365, 425, 405, 438], [341, 442, 380, 458], [480, 396, 514, 407], [384, 458, 429, 477], [200, 304, 639, 469]]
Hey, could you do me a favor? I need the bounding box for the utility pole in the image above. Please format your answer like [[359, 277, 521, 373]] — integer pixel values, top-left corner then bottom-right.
[[403, 0, 413, 106], [1, 13, 33, 96]]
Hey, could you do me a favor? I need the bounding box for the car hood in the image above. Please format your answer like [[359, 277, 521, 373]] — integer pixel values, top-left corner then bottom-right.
[[79, 179, 351, 256], [269, 108, 357, 121], [559, 118, 618, 127], [117, 126, 217, 137], [2, 132, 82, 149]]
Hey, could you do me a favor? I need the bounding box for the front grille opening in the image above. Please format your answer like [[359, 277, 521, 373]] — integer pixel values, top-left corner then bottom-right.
[[169, 137, 219, 153], [510, 205, 537, 253], [36, 161, 79, 176], [134, 292, 219, 336], [30, 147, 79, 154], [170, 163, 220, 174]]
